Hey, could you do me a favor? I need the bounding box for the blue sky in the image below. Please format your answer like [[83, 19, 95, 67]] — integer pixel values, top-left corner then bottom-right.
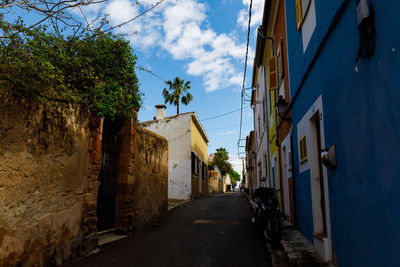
[[8, 0, 266, 175]]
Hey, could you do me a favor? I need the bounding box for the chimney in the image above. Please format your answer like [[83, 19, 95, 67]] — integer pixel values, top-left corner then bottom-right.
[[155, 105, 166, 120]]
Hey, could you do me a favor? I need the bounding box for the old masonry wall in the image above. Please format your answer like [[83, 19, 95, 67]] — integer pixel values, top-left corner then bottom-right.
[[0, 92, 102, 266]]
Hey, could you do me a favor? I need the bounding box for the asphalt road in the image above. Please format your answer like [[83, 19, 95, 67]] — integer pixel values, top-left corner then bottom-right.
[[68, 192, 272, 267]]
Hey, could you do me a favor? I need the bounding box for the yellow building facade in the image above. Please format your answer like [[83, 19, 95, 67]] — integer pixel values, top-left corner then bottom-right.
[[190, 115, 209, 198]]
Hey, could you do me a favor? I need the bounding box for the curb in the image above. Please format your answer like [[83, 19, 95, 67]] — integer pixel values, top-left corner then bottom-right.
[[167, 200, 190, 211], [241, 192, 330, 267]]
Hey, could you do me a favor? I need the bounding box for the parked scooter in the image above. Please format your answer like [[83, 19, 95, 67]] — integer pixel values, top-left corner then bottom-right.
[[252, 187, 281, 241]]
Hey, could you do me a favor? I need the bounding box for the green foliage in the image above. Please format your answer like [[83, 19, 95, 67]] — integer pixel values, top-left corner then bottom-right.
[[162, 77, 192, 114], [0, 20, 142, 120], [210, 147, 232, 176], [229, 169, 241, 186]]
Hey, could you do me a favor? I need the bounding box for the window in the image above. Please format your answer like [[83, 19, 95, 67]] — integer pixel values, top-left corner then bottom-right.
[[299, 136, 308, 163], [192, 152, 196, 175], [277, 38, 284, 85], [192, 152, 201, 175], [295, 0, 312, 31], [202, 162, 207, 180], [268, 57, 278, 90], [197, 158, 201, 175], [262, 98, 266, 124]]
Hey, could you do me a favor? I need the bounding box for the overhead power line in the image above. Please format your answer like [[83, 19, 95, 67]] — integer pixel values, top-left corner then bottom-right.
[[238, 0, 253, 156], [104, 0, 167, 33], [135, 64, 167, 83], [200, 106, 250, 122], [205, 121, 252, 131]]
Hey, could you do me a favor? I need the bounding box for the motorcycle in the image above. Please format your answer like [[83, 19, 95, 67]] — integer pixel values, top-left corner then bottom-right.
[[252, 187, 281, 241]]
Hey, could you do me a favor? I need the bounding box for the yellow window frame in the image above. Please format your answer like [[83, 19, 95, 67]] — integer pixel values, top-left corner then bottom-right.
[[299, 135, 308, 163]]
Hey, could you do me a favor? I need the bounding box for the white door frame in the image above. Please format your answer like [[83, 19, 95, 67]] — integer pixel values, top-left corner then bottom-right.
[[296, 95, 332, 261]]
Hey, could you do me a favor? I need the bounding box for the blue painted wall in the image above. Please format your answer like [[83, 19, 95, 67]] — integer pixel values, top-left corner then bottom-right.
[[285, 0, 400, 266]]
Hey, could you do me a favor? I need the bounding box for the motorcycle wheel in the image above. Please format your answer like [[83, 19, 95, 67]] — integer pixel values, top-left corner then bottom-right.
[[264, 217, 281, 241]]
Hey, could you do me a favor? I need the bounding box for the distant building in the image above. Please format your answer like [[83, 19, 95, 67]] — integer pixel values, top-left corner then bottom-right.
[[208, 166, 226, 194], [141, 106, 209, 200]]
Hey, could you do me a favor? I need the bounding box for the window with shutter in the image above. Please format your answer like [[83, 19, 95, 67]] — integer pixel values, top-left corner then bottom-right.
[[278, 39, 284, 83], [268, 56, 278, 90], [192, 152, 196, 174]]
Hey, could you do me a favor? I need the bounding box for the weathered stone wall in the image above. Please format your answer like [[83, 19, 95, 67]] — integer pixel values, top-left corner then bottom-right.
[[130, 127, 168, 227], [0, 92, 102, 266], [208, 170, 224, 194]]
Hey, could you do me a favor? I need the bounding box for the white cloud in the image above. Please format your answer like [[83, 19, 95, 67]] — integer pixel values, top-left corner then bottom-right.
[[237, 0, 265, 29], [218, 130, 237, 136], [228, 155, 243, 180], [77, 0, 256, 92]]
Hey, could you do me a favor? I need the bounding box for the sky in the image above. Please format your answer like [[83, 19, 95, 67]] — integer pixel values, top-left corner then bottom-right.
[[9, 0, 265, 177]]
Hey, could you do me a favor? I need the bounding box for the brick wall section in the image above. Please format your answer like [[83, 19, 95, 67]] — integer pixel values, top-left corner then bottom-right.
[[130, 127, 168, 227], [80, 117, 103, 255], [115, 118, 137, 232], [0, 92, 102, 266]]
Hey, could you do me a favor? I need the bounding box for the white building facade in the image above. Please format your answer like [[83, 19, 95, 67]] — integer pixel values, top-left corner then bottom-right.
[[141, 106, 209, 200]]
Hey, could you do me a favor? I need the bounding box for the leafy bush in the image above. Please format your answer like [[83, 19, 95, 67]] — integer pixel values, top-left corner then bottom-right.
[[0, 20, 142, 119]]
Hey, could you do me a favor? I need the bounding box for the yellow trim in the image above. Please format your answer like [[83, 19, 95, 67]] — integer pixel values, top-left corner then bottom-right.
[[299, 135, 308, 163], [295, 0, 303, 31]]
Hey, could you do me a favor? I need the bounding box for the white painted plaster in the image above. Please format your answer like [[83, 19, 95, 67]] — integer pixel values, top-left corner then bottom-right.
[[296, 95, 332, 261], [253, 67, 272, 187], [279, 80, 285, 99], [281, 132, 292, 218], [168, 159, 191, 199], [302, 0, 316, 53], [142, 114, 193, 200]]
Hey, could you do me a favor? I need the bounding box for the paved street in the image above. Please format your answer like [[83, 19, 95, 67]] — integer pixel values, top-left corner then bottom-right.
[[68, 193, 272, 267]]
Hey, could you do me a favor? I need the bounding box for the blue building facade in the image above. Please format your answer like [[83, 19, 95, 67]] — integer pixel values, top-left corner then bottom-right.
[[284, 0, 400, 265]]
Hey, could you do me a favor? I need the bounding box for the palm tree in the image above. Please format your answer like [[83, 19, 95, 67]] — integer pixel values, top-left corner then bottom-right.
[[162, 77, 193, 115]]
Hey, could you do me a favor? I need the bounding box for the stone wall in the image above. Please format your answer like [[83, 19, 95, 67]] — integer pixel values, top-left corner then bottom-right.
[[208, 170, 224, 194], [0, 92, 102, 266], [130, 127, 168, 227]]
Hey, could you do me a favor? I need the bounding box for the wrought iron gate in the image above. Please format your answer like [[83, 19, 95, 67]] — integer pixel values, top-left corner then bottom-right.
[[97, 119, 121, 232]]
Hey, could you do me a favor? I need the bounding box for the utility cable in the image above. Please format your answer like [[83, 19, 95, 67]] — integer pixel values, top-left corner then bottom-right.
[[200, 106, 250, 122], [103, 0, 167, 33], [134, 64, 167, 83], [205, 121, 252, 131], [238, 0, 253, 156]]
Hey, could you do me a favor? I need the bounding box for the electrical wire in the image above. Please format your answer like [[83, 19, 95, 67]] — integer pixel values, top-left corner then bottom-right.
[[199, 106, 250, 122], [103, 0, 167, 33], [205, 121, 252, 131], [134, 64, 167, 83], [238, 0, 253, 156]]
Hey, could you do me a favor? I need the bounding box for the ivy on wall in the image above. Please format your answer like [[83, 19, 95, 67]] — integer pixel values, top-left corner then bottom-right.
[[0, 19, 142, 120]]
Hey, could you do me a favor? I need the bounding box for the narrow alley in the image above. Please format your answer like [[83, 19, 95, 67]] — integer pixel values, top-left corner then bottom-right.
[[68, 193, 272, 267]]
